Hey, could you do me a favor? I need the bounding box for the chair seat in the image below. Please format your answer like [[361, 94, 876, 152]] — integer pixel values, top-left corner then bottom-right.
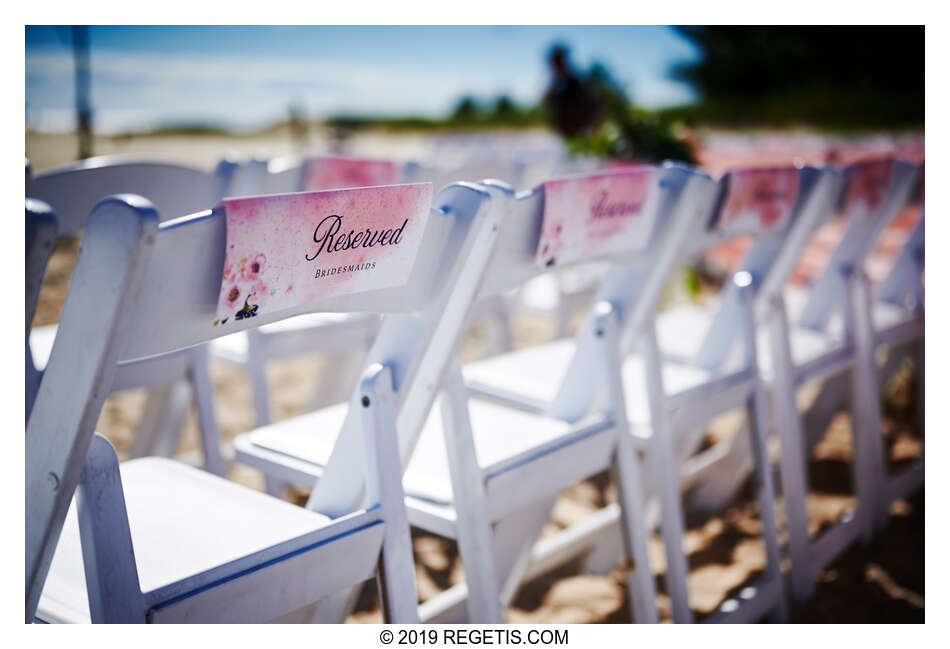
[[38, 457, 331, 623], [655, 295, 844, 380], [462, 337, 716, 428], [239, 398, 575, 506], [463, 338, 577, 405]]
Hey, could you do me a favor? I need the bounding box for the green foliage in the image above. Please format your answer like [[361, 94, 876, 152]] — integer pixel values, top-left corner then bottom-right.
[[133, 122, 233, 137], [563, 60, 696, 164], [327, 94, 546, 133], [451, 96, 480, 122]]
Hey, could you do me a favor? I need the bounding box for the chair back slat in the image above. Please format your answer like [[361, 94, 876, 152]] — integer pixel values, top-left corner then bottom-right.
[[26, 157, 236, 236], [304, 156, 401, 191], [117, 183, 480, 363], [476, 164, 703, 301]]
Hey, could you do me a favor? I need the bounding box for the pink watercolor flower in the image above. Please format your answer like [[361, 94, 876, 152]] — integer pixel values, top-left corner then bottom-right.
[[241, 253, 267, 281], [215, 282, 249, 324]]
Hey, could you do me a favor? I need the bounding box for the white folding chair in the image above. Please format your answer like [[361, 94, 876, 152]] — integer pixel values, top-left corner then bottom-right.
[[866, 203, 924, 520], [467, 164, 836, 622], [759, 165, 925, 533], [823, 165, 925, 522], [646, 164, 844, 507], [27, 179, 487, 622], [233, 164, 716, 623], [755, 158, 921, 601], [642, 159, 922, 603], [26, 157, 238, 473]]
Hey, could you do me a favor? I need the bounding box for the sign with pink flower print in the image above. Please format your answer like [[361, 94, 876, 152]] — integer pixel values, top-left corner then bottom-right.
[[842, 159, 894, 219], [536, 167, 657, 268], [716, 167, 800, 233], [304, 156, 400, 191], [215, 183, 432, 325]]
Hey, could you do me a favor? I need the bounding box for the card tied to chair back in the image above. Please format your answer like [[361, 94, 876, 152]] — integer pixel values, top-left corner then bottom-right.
[[305, 156, 400, 191], [842, 158, 895, 219], [716, 167, 800, 234], [536, 166, 657, 268], [215, 183, 432, 325]]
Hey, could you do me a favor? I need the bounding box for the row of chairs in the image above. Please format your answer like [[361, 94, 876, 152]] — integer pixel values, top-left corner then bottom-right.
[[26, 152, 596, 449], [25, 155, 923, 623]]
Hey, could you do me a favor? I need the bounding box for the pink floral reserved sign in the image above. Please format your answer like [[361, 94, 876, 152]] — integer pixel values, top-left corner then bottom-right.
[[536, 166, 657, 268], [215, 183, 432, 325], [842, 158, 894, 219], [716, 167, 800, 233], [304, 156, 400, 191]]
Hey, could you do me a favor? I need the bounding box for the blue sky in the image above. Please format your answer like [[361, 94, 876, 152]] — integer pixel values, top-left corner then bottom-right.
[[26, 26, 701, 134]]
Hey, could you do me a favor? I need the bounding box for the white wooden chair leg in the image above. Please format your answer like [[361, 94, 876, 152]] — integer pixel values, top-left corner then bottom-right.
[[555, 294, 571, 339], [245, 329, 272, 427], [487, 295, 516, 354], [736, 275, 788, 622], [595, 304, 659, 623], [188, 346, 226, 476], [148, 381, 191, 458], [767, 296, 814, 602], [440, 362, 505, 622], [360, 364, 420, 623], [77, 434, 147, 623], [641, 323, 693, 623], [748, 384, 789, 622], [128, 386, 172, 459], [310, 352, 347, 410], [848, 271, 888, 538]]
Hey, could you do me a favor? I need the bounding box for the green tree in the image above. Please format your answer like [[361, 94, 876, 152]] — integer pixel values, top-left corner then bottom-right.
[[492, 95, 518, 121], [451, 96, 480, 123]]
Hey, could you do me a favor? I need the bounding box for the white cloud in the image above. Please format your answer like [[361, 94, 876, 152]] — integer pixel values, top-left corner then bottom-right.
[[26, 49, 545, 133]]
